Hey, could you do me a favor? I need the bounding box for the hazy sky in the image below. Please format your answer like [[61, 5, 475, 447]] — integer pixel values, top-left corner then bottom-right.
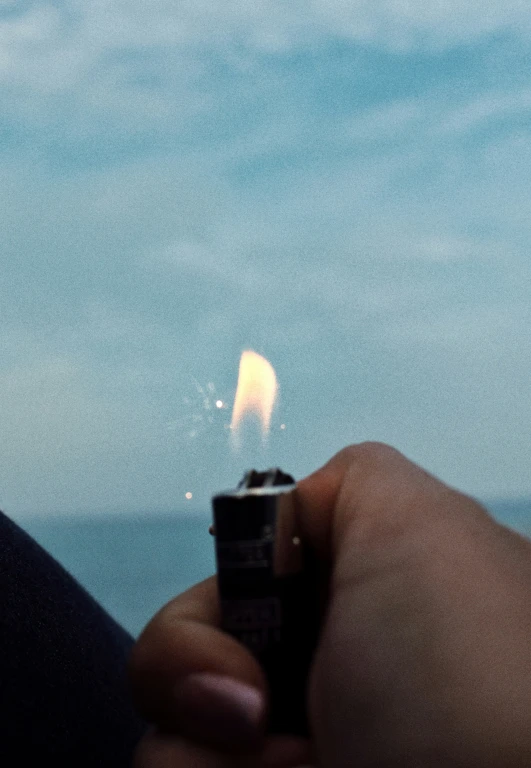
[[2, 1, 531, 517]]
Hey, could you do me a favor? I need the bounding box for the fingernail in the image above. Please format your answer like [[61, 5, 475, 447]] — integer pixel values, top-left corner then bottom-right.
[[173, 673, 265, 751]]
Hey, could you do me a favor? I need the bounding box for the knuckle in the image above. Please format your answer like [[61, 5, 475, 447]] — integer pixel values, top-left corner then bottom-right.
[[336, 441, 400, 468], [354, 441, 400, 464], [328, 443, 409, 520], [332, 443, 430, 537]]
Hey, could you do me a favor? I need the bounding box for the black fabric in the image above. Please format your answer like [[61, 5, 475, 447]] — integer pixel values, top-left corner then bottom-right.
[[0, 510, 146, 766]]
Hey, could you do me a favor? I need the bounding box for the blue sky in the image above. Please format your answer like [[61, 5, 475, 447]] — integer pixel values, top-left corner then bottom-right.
[[2, 1, 531, 517]]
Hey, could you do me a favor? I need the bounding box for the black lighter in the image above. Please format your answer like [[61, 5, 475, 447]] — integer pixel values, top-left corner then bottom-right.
[[211, 468, 317, 736]]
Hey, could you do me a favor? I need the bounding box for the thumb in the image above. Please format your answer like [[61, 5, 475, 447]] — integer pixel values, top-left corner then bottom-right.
[[297, 443, 528, 767]]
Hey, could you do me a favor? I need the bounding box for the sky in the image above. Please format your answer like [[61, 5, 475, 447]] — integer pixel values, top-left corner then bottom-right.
[[1, 1, 531, 518]]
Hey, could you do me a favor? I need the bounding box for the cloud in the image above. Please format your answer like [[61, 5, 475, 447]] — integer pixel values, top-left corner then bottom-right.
[[437, 89, 531, 136], [1, 0, 530, 174], [2, 3, 531, 512], [1, 0, 531, 101]]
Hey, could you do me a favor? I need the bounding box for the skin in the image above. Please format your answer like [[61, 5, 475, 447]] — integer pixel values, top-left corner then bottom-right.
[[129, 442, 531, 767]]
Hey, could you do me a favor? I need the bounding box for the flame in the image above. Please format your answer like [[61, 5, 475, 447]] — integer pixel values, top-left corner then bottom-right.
[[230, 350, 278, 440]]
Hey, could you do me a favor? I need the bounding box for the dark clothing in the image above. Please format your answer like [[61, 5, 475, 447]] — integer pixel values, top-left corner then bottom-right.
[[0, 510, 145, 766]]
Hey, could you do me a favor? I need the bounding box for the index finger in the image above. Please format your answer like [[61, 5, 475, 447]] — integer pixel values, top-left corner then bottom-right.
[[129, 577, 269, 752]]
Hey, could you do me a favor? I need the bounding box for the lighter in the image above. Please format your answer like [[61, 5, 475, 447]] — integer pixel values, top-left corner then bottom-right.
[[211, 468, 317, 735]]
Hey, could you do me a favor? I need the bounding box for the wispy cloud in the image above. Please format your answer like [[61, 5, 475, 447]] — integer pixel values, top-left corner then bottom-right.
[[2, 2, 531, 512]]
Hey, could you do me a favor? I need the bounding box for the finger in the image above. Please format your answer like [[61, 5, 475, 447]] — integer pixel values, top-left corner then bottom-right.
[[129, 577, 268, 752], [134, 731, 312, 768], [295, 441, 494, 568], [134, 731, 231, 768]]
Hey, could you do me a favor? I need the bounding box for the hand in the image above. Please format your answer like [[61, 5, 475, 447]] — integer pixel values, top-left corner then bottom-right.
[[129, 443, 531, 767]]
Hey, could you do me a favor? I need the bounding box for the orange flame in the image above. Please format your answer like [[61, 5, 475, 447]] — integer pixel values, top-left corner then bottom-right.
[[230, 350, 278, 440]]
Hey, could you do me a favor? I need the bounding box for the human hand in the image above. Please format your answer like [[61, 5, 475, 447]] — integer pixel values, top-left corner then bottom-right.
[[130, 443, 531, 767]]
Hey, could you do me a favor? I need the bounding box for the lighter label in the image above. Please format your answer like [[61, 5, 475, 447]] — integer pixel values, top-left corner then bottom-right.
[[221, 597, 282, 631], [217, 538, 271, 569]]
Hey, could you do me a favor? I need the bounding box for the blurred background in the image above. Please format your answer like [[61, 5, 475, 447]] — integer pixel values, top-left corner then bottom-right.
[[1, 1, 531, 634]]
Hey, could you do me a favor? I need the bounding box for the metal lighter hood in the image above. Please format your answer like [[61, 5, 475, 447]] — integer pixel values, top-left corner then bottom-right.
[[212, 469, 302, 582]]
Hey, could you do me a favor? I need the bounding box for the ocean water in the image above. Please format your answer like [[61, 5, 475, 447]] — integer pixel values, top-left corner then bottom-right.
[[22, 513, 214, 637], [21, 500, 531, 638]]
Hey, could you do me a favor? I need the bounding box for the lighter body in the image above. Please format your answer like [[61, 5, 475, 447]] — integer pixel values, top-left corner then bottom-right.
[[212, 469, 317, 735]]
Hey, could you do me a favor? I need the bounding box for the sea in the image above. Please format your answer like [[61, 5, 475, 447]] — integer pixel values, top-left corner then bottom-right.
[[20, 499, 531, 638]]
